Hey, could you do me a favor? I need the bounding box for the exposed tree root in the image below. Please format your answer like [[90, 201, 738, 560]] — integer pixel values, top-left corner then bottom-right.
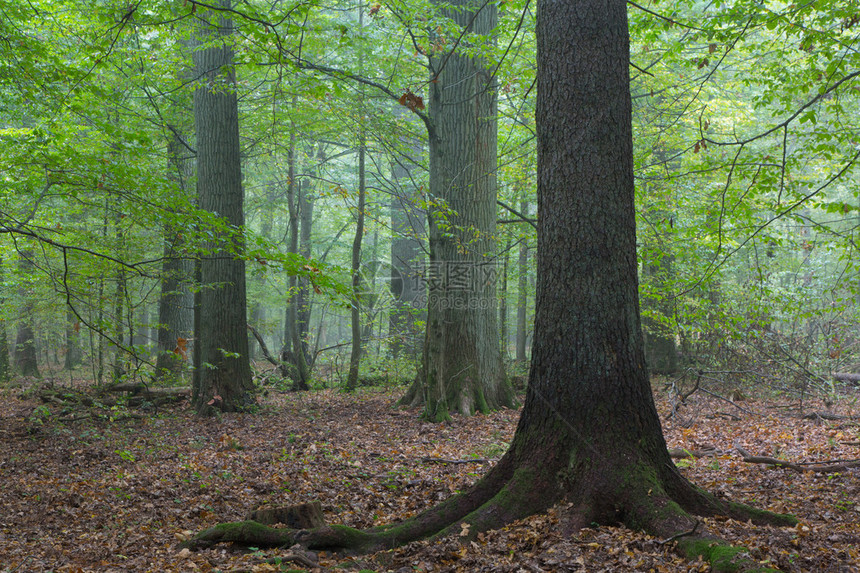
[[183, 446, 796, 572]]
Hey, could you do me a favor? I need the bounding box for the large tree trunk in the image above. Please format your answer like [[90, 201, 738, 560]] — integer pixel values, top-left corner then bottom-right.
[[408, 0, 515, 419], [191, 0, 253, 413], [185, 0, 795, 567], [14, 248, 40, 378]]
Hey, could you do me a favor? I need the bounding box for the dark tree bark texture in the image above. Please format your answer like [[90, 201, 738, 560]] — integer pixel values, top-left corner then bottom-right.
[[191, 0, 253, 413], [185, 0, 795, 567]]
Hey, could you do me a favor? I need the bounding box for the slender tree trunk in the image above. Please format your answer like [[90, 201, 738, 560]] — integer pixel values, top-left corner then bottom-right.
[[14, 248, 40, 378], [410, 0, 515, 419], [293, 147, 318, 369], [191, 0, 253, 413], [283, 134, 312, 390], [515, 211, 529, 363], [0, 258, 9, 382], [346, 137, 366, 392], [499, 242, 510, 360]]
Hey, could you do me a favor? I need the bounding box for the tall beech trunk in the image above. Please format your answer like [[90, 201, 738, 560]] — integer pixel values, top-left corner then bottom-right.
[[404, 0, 515, 420], [191, 0, 253, 413], [185, 0, 795, 566]]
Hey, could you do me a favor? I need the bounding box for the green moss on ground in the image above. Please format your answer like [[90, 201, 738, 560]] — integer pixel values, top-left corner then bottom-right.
[[677, 537, 782, 573]]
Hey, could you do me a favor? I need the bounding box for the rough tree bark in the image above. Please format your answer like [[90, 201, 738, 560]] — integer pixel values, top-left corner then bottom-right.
[[401, 0, 515, 420], [191, 0, 253, 413], [184, 0, 795, 567]]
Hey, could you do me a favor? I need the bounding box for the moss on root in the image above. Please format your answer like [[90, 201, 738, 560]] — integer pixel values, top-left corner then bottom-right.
[[677, 537, 782, 573], [182, 520, 294, 549], [725, 500, 798, 527]]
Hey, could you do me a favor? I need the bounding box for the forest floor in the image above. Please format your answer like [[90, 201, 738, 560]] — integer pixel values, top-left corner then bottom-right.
[[0, 373, 858, 572]]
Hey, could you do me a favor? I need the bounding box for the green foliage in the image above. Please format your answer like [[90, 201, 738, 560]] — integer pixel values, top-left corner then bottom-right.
[[0, 0, 857, 400]]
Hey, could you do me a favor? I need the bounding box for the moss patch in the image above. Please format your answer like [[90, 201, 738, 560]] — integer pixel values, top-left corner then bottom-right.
[[677, 537, 781, 573]]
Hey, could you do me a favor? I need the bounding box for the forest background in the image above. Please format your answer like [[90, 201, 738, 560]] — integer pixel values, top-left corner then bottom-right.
[[1, 0, 859, 401]]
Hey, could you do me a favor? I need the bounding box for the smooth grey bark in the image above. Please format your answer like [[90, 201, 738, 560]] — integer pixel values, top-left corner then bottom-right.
[[191, 0, 253, 413], [410, 0, 515, 419], [247, 181, 276, 361]]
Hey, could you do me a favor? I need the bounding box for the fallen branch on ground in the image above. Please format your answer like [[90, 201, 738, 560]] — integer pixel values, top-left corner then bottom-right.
[[668, 447, 720, 459], [102, 383, 190, 398], [421, 457, 492, 465], [735, 445, 860, 473], [802, 412, 859, 421]]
